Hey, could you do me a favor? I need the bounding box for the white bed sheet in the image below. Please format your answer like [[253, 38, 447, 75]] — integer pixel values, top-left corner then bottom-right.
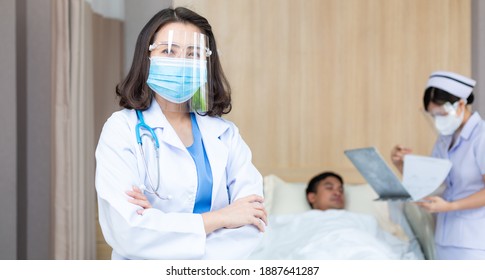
[[249, 209, 424, 260]]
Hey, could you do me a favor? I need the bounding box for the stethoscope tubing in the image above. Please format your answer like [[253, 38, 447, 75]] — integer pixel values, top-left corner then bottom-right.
[[135, 109, 171, 200], [136, 109, 160, 148]]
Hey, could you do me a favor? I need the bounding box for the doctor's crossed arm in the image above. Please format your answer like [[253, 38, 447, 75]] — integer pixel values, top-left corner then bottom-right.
[[126, 186, 151, 215], [127, 186, 268, 233], [201, 195, 267, 233]]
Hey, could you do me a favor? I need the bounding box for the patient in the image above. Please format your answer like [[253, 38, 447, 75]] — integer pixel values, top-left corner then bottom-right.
[[249, 172, 423, 260], [306, 172, 345, 210]]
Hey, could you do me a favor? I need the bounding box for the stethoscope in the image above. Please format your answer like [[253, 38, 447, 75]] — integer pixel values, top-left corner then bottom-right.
[[135, 109, 171, 200]]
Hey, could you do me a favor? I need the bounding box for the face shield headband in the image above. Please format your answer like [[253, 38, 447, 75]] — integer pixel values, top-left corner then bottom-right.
[[147, 30, 212, 113]]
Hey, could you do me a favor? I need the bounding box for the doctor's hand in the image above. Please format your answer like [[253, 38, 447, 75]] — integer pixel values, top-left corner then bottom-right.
[[416, 196, 453, 213], [202, 194, 267, 234], [126, 186, 152, 215], [390, 145, 412, 174]]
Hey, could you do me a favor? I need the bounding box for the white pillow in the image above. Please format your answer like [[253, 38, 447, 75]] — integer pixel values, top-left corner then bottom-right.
[[263, 174, 409, 240], [263, 174, 309, 215]]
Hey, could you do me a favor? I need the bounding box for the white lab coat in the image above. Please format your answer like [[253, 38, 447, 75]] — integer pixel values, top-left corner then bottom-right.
[[95, 100, 264, 259]]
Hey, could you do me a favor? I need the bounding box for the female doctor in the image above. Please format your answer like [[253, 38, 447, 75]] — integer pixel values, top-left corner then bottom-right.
[[391, 71, 485, 259], [95, 7, 267, 260]]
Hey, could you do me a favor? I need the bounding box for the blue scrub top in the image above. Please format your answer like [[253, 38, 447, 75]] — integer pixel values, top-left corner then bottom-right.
[[431, 112, 485, 251], [187, 113, 213, 214]]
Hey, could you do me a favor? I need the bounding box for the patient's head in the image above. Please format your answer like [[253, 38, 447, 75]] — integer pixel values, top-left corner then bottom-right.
[[306, 172, 345, 210]]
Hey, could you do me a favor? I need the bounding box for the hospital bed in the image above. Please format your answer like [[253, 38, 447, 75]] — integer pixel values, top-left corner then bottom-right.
[[250, 174, 436, 260]]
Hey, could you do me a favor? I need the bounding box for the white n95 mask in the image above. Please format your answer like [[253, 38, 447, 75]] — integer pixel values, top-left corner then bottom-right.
[[434, 102, 464, 136]]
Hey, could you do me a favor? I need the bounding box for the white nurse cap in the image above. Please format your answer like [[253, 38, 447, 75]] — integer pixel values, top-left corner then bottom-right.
[[426, 71, 476, 99]]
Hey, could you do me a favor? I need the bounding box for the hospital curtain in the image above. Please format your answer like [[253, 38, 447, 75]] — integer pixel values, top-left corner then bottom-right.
[[52, 0, 124, 259], [51, 0, 96, 259]]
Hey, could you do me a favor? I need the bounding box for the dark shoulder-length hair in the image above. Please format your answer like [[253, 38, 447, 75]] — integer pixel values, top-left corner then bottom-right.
[[116, 7, 232, 117]]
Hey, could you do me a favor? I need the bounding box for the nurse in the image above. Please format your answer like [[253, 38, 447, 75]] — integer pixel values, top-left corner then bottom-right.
[[95, 7, 267, 260], [391, 71, 485, 259]]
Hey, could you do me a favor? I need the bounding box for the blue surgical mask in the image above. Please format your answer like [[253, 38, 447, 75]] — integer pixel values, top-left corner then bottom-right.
[[147, 57, 207, 103]]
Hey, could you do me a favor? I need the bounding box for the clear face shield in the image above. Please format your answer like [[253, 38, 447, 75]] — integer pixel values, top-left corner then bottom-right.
[[420, 101, 464, 136], [147, 30, 212, 113], [420, 107, 441, 137]]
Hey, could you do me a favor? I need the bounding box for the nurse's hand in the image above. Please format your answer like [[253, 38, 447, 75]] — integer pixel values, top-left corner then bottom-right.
[[202, 194, 267, 234], [126, 186, 152, 215], [390, 145, 412, 174], [416, 196, 452, 213]]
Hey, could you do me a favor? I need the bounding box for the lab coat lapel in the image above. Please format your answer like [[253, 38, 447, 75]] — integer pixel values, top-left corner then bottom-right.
[[142, 100, 187, 151], [195, 114, 230, 202]]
